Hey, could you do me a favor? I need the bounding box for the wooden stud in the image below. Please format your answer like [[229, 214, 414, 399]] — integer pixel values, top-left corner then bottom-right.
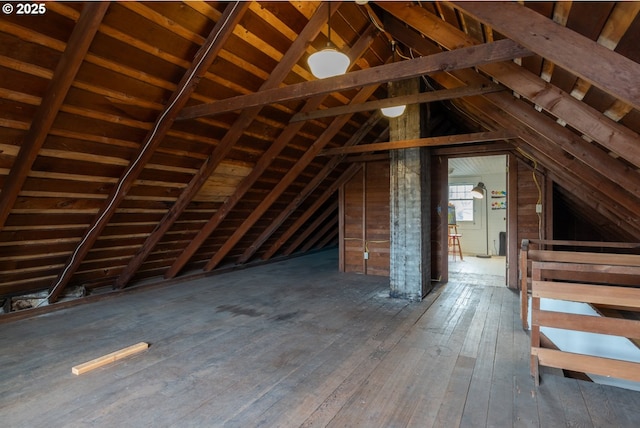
[[275, 164, 362, 259]]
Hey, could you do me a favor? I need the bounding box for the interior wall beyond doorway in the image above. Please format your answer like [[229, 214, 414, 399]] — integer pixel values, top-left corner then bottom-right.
[[448, 155, 507, 257]]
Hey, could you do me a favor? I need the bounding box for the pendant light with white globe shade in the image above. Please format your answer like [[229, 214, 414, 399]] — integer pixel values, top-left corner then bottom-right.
[[307, 4, 350, 79], [381, 41, 407, 118], [380, 105, 406, 118]]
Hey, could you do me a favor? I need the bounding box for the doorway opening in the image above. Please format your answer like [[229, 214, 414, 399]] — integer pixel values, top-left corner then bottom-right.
[[447, 155, 507, 283]]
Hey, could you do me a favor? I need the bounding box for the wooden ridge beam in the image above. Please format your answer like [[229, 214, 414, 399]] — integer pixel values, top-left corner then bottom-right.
[[0, 2, 110, 229], [47, 2, 249, 302], [161, 22, 378, 280], [319, 130, 516, 156], [289, 83, 504, 123], [236, 113, 383, 265], [203, 86, 380, 272], [451, 1, 640, 112], [177, 38, 531, 119], [115, 3, 338, 287]]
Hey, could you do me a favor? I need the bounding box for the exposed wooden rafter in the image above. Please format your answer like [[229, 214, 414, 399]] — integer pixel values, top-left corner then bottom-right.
[[283, 200, 338, 256], [115, 3, 344, 288], [380, 2, 640, 170], [201, 85, 382, 272], [451, 1, 640, 111], [47, 1, 250, 302], [0, 2, 110, 229], [381, 2, 640, 238], [301, 216, 338, 253], [263, 163, 362, 261], [2, 0, 640, 312], [161, 22, 378, 279], [236, 113, 384, 264]]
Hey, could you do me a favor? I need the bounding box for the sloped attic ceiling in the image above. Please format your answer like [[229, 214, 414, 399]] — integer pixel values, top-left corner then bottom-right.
[[1, 1, 639, 307]]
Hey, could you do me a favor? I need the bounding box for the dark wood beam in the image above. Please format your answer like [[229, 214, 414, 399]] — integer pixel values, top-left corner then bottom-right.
[[451, 1, 640, 111], [317, 228, 338, 251], [161, 24, 378, 280], [115, 3, 341, 288], [342, 153, 391, 163], [432, 143, 513, 157], [236, 113, 383, 265], [203, 86, 381, 272], [300, 217, 339, 253], [289, 83, 504, 123], [0, 2, 110, 229], [47, 2, 249, 302], [381, 2, 640, 236], [261, 129, 392, 261], [177, 38, 531, 120], [262, 163, 362, 261], [380, 2, 640, 170], [284, 201, 338, 256], [456, 94, 640, 237], [383, 3, 640, 200], [319, 130, 517, 156]]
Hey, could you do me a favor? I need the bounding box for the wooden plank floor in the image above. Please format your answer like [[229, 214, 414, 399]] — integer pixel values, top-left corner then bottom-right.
[[2, 250, 640, 427]]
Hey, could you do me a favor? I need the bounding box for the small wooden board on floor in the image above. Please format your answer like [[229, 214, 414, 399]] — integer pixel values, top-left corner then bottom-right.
[[72, 342, 149, 375]]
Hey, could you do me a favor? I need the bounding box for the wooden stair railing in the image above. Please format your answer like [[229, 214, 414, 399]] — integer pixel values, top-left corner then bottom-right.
[[519, 239, 640, 329], [529, 251, 640, 386]]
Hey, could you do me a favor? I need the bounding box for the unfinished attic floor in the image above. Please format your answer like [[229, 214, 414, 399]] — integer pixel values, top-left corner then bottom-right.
[[2, 251, 640, 427]]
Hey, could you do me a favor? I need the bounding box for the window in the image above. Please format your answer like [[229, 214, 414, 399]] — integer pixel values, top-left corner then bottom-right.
[[449, 184, 475, 222]]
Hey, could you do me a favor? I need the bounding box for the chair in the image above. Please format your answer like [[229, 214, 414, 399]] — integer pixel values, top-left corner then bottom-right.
[[448, 224, 463, 261]]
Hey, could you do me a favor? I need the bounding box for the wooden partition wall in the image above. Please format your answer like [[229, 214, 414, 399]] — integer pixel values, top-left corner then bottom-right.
[[339, 161, 390, 276]]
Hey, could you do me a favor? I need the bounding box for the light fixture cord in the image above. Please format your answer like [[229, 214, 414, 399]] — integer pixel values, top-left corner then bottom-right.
[[327, 2, 332, 48]]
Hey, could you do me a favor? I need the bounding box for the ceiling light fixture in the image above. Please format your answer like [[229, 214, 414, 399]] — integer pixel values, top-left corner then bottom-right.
[[380, 105, 406, 118], [308, 4, 350, 79], [381, 41, 407, 118]]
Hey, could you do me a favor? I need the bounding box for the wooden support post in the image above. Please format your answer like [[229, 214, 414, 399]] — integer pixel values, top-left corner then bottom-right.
[[389, 78, 431, 300]]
